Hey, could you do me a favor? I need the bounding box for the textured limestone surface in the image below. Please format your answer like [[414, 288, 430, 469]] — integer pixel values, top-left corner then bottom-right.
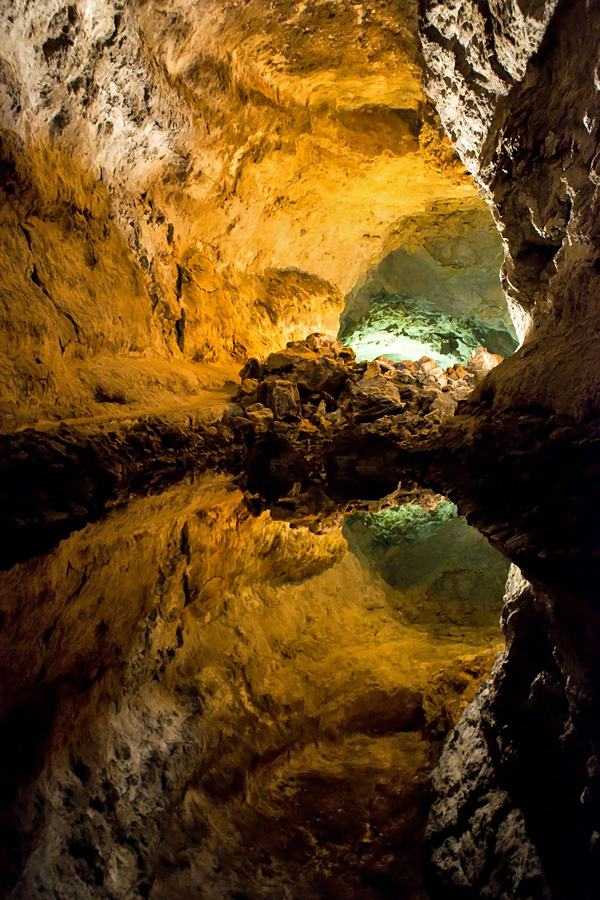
[[426, 684, 552, 900], [420, 0, 560, 177], [0, 475, 502, 899]]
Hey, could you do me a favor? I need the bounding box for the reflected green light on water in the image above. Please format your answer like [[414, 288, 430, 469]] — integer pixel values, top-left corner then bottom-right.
[[344, 500, 459, 549]]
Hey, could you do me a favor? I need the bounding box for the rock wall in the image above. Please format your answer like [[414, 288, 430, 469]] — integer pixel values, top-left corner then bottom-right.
[[421, 0, 600, 417], [420, 2, 600, 897], [0, 0, 495, 427]]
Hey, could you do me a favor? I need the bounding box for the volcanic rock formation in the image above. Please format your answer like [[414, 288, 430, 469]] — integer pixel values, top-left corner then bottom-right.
[[1, 1, 600, 899], [419, 1, 600, 897]]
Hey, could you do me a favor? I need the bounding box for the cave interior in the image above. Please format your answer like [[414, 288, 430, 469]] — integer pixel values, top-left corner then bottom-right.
[[1, 2, 600, 899]]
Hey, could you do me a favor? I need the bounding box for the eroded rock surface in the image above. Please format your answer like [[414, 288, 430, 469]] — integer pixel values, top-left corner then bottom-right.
[[0, 0, 495, 428], [342, 204, 513, 336], [421, 0, 600, 416]]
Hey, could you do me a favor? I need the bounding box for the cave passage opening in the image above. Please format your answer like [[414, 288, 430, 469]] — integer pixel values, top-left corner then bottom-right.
[[338, 205, 519, 368], [329, 201, 516, 652]]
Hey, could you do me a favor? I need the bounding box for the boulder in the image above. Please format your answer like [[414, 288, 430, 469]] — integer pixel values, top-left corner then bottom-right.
[[417, 356, 438, 374], [305, 333, 343, 356], [430, 393, 458, 418], [244, 403, 274, 430], [239, 357, 264, 380], [374, 356, 397, 375], [363, 360, 386, 379], [467, 346, 503, 383], [430, 366, 448, 388], [448, 381, 473, 401], [446, 364, 468, 381], [347, 376, 405, 422], [257, 379, 302, 420], [396, 369, 418, 385], [239, 378, 259, 396], [293, 356, 348, 397], [265, 346, 315, 373]]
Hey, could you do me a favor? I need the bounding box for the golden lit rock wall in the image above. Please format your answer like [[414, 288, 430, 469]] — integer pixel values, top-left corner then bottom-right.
[[0, 0, 491, 426]]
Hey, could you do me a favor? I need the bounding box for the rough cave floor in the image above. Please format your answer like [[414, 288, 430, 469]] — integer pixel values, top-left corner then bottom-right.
[[0, 473, 508, 900]]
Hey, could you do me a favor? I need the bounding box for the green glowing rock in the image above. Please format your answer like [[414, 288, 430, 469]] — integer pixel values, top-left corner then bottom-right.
[[339, 292, 518, 368]]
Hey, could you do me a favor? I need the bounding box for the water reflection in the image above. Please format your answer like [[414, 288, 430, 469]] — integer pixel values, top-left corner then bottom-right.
[[0, 474, 507, 899]]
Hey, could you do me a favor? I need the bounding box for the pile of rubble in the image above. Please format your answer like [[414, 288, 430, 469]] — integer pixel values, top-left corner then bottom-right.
[[228, 333, 502, 435], [225, 333, 503, 528]]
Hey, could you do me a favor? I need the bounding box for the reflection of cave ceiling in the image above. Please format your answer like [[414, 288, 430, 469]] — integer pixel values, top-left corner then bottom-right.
[[0, 479, 501, 899]]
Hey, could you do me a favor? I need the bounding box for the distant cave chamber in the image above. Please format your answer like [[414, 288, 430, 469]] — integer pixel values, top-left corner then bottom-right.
[[340, 207, 518, 368]]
